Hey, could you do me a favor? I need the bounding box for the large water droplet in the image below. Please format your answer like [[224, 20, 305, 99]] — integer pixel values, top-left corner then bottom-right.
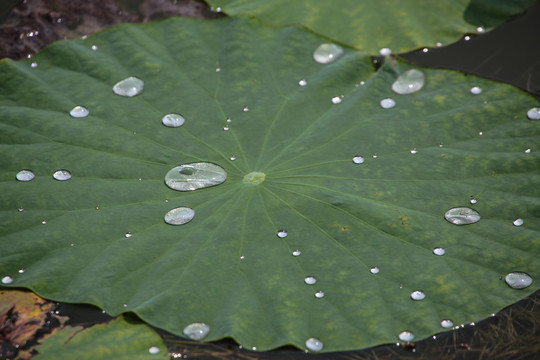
[[370, 266, 380, 274], [162, 113, 185, 128], [16, 169, 35, 182], [314, 291, 325, 298], [112, 76, 144, 97], [70, 106, 89, 118], [164, 207, 195, 225], [527, 107, 540, 120], [513, 218, 524, 227], [183, 323, 210, 340], [392, 69, 425, 94], [398, 331, 414, 342], [352, 155, 364, 164], [410, 290, 426, 300], [470, 86, 482, 95], [165, 162, 227, 191], [1, 276, 13, 284], [444, 207, 480, 225], [313, 43, 343, 64], [305, 337, 323, 352], [380, 98, 396, 109], [53, 169, 71, 181], [505, 272, 533, 289], [433, 247, 446, 256], [304, 276, 317, 285], [441, 319, 454, 328], [276, 230, 288, 238]]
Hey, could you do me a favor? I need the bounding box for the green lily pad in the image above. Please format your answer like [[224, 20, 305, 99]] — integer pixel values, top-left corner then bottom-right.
[[0, 17, 539, 352], [207, 0, 534, 53]]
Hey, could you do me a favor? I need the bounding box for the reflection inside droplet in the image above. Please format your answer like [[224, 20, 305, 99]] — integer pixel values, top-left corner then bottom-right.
[[331, 96, 342, 104], [313, 43, 343, 64], [148, 346, 160, 354], [298, 79, 307, 86], [444, 207, 480, 225], [183, 323, 210, 340], [112, 76, 144, 97], [379, 48, 392, 56], [164, 207, 195, 225], [292, 250, 301, 256]]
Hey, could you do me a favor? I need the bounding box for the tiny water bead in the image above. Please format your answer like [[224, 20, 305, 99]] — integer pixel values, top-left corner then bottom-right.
[[398, 331, 414, 342], [352, 155, 364, 164], [433, 247, 446, 256], [444, 207, 480, 225], [31, 62, 38, 68], [525, 148, 531, 154], [410, 148, 418, 154], [165, 162, 227, 191], [161, 113, 185, 128], [391, 69, 425, 94], [229, 155, 236, 161], [298, 79, 307, 86], [380, 98, 396, 109], [441, 319, 454, 328], [313, 43, 343, 64], [305, 337, 323, 352], [513, 218, 524, 227], [505, 272, 533, 289], [379, 47, 392, 56], [16, 169, 35, 182], [183, 323, 210, 341], [18, 269, 24, 274], [112, 76, 144, 97], [91, 45, 98, 51], [223, 125, 230, 131], [331, 96, 342, 104], [315, 291, 325, 298], [370, 266, 380, 274], [148, 346, 160, 355], [410, 290, 426, 301], [243, 107, 249, 112], [41, 220, 47, 225], [69, 105, 89, 118], [292, 250, 301, 256], [18, 207, 24, 212], [125, 232, 132, 238], [470, 86, 482, 95], [53, 169, 71, 181], [242, 172, 266, 185], [164, 207, 195, 225], [1, 276, 13, 284], [304, 276, 317, 285], [527, 107, 540, 120], [470, 198, 478, 204], [276, 230, 288, 238]]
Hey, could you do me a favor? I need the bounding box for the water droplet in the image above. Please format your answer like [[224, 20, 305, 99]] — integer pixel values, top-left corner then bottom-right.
[[380, 98, 396, 109], [91, 45, 98, 51], [505, 272, 533, 289], [229, 155, 236, 161], [1, 276, 13, 284], [292, 250, 301, 256], [476, 27, 485, 33], [441, 319, 454, 328], [422, 47, 429, 53], [162, 113, 185, 128], [379, 48, 392, 56], [525, 148, 531, 154], [226, 118, 232, 123], [478, 131, 483, 136], [410, 290, 426, 301], [305, 337, 323, 352], [165, 162, 227, 191], [372, 153, 378, 159], [243, 172, 266, 185], [513, 218, 524, 227], [16, 169, 35, 182], [331, 96, 342, 104], [392, 69, 425, 94], [470, 86, 482, 95], [470, 198, 477, 204], [527, 107, 540, 120], [123, 303, 128, 307], [313, 43, 343, 64], [298, 79, 307, 86], [304, 276, 317, 285], [148, 346, 160, 355], [215, 67, 221, 72], [439, 143, 444, 147], [183, 323, 210, 340], [433, 247, 445, 256], [315, 291, 325, 298], [223, 125, 230, 131], [41, 220, 47, 225], [112, 76, 144, 97], [436, 42, 443, 47], [398, 331, 415, 342], [125, 232, 132, 238], [17, 207, 24, 212], [464, 36, 471, 41], [31, 62, 38, 68], [164, 207, 195, 225], [276, 230, 288, 238], [70, 105, 89, 118], [352, 155, 364, 164], [370, 266, 380, 274], [410, 148, 418, 154], [243, 107, 249, 112], [53, 169, 71, 181], [239, 255, 245, 260], [18, 269, 24, 274], [216, 7, 222, 12], [444, 207, 480, 225]]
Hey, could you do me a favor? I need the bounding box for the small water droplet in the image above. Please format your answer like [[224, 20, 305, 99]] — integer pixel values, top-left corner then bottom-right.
[[470, 198, 477, 204], [226, 118, 232, 123], [125, 232, 132, 238], [380, 98, 396, 109], [41, 220, 47, 225], [444, 207, 480, 225], [292, 250, 301, 256], [505, 272, 533, 289], [165, 162, 227, 191], [277, 230, 288, 238], [352, 155, 364, 164], [164, 207, 195, 225], [148, 346, 160, 355], [436, 42, 443, 47], [372, 153, 378, 159], [95, 206, 100, 210], [162, 113, 185, 128], [2, 276, 13, 284], [331, 96, 342, 104], [464, 36, 471, 41], [433, 247, 445, 256], [16, 169, 35, 182], [304, 276, 317, 285], [470, 86, 482, 95], [243, 107, 249, 112], [422, 48, 429, 53], [441, 319, 454, 328], [439, 143, 444, 147], [91, 45, 98, 51], [223, 125, 230, 131], [476, 27, 485, 33], [398, 331, 415, 342], [513, 218, 524, 227], [305, 337, 323, 352], [240, 255, 245, 260], [123, 303, 128, 307], [392, 69, 425, 94], [216, 7, 222, 12], [379, 47, 392, 56], [524, 148, 531, 153], [229, 155, 236, 161], [410, 290, 426, 301], [53, 169, 71, 181], [70, 105, 89, 118], [314, 291, 325, 298], [527, 107, 540, 120], [370, 266, 380, 274], [478, 131, 483, 136], [18, 269, 24, 274], [17, 207, 24, 212], [31, 62, 38, 68], [215, 67, 221, 72], [183, 323, 210, 340], [313, 43, 343, 64], [410, 148, 418, 154], [112, 76, 144, 97], [297, 79, 307, 87]]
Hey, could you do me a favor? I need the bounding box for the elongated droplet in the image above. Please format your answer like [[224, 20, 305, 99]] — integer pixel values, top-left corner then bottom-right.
[[183, 323, 210, 340], [392, 69, 425, 94], [277, 230, 288, 238], [527, 107, 540, 120], [470, 86, 482, 95], [370, 266, 380, 274], [164, 207, 195, 225], [313, 43, 343, 64], [165, 162, 227, 191], [1, 276, 13, 284], [162, 114, 185, 128], [70, 106, 89, 118], [513, 218, 524, 226], [292, 250, 301, 256], [148, 346, 160, 355], [433, 247, 445, 256], [505, 272, 533, 289], [398, 331, 414, 342], [304, 276, 317, 285], [16, 169, 35, 182], [352, 155, 364, 164], [53, 170, 71, 181], [444, 207, 480, 225], [112, 76, 144, 97], [441, 319, 454, 328], [380, 98, 396, 109], [315, 291, 325, 298], [305, 337, 323, 352]]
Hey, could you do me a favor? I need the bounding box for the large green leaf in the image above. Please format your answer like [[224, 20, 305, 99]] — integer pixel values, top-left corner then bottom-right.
[[207, 0, 534, 53], [0, 17, 539, 352]]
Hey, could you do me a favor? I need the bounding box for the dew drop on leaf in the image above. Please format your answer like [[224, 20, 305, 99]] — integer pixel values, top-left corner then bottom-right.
[[398, 331, 414, 342], [410, 148, 418, 154], [305, 337, 323, 352], [161, 113, 185, 128], [112, 76, 144, 97], [229, 155, 236, 161], [352, 155, 364, 164], [444, 207, 480, 225], [125, 232, 132, 238], [30, 62, 38, 68], [513, 218, 524, 227], [1, 276, 13, 284], [370, 266, 380, 274], [470, 198, 477, 204], [18, 269, 24, 274], [410, 290, 426, 300], [433, 247, 446, 256], [148, 346, 160, 355], [441, 319, 454, 328], [313, 43, 343, 64], [331, 96, 342, 104], [298, 79, 307, 86], [379, 47, 392, 55], [69, 106, 89, 118], [223, 125, 230, 131], [53, 170, 71, 181], [392, 69, 425, 94], [91, 45, 98, 51], [304, 276, 317, 285], [16, 169, 35, 182], [164, 207, 195, 226], [380, 98, 396, 109], [470, 86, 482, 95], [165, 162, 227, 191], [505, 272, 533, 289], [183, 322, 210, 340], [315, 291, 325, 298], [527, 107, 540, 120], [292, 250, 301, 256], [524, 148, 531, 153], [276, 229, 288, 238]]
